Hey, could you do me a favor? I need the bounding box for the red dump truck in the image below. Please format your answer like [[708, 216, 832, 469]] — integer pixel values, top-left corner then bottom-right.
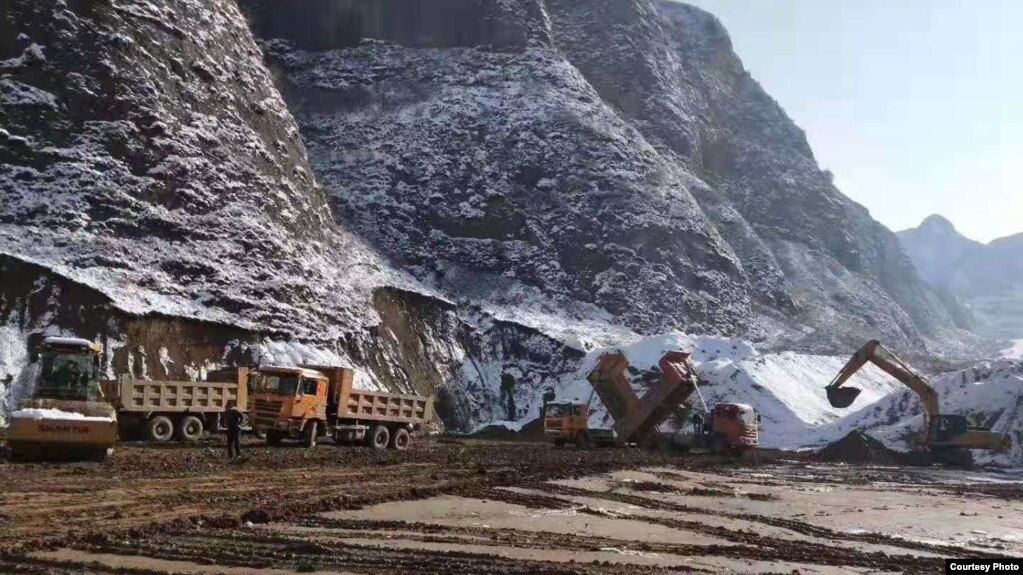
[[250, 365, 433, 449]]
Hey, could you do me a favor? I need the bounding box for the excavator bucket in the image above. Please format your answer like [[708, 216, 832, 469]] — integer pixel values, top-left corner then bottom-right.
[[827, 387, 861, 408]]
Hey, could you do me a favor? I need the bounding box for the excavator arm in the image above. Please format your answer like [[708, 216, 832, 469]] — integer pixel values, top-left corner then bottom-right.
[[826, 340, 940, 432]]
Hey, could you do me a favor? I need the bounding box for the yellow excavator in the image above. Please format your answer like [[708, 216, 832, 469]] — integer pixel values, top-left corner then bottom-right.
[[826, 339, 1010, 467], [6, 337, 118, 461]]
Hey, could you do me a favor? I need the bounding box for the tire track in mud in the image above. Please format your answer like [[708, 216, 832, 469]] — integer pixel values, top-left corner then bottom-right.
[[297, 508, 942, 574], [39, 530, 707, 575], [536, 482, 1002, 564]]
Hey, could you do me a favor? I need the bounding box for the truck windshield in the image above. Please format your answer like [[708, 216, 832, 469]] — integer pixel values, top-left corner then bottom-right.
[[546, 404, 577, 417], [739, 409, 757, 425], [254, 373, 301, 396], [37, 352, 97, 401]]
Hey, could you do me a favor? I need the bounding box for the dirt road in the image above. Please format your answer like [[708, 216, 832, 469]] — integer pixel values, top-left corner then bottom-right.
[[2, 438, 1022, 574]]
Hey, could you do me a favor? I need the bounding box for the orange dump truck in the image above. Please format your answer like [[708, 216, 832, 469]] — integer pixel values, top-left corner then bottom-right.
[[250, 365, 433, 450]]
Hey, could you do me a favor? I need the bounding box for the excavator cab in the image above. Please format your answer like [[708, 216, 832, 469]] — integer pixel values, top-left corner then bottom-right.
[[826, 386, 861, 409]]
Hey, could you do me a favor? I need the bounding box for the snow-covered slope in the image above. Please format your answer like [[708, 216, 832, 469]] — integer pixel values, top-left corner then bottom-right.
[[486, 332, 1023, 466], [244, 0, 972, 355], [492, 333, 901, 446], [1003, 340, 1023, 360], [0, 0, 394, 339]]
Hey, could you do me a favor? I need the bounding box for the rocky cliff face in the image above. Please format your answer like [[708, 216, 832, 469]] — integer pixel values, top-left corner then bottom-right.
[[243, 0, 969, 354], [0, 0, 982, 428], [899, 215, 1023, 341], [0, 0, 387, 339]]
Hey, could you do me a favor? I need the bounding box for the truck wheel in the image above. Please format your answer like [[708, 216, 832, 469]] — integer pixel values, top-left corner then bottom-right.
[[148, 416, 174, 442], [266, 430, 282, 446], [709, 434, 726, 455], [367, 425, 390, 450], [302, 421, 319, 448], [390, 428, 411, 450], [577, 431, 592, 450], [177, 415, 204, 442]]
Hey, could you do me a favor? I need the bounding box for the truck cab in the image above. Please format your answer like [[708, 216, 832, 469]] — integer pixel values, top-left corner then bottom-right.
[[250, 366, 329, 447], [543, 401, 614, 448], [676, 403, 760, 455], [706, 403, 759, 452]]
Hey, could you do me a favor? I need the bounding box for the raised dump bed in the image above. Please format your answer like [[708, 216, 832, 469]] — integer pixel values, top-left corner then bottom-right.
[[586, 351, 698, 446]]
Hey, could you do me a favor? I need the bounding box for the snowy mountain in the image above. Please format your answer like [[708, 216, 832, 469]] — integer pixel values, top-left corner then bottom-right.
[[898, 215, 1023, 341], [0, 0, 986, 428], [242, 0, 972, 355]]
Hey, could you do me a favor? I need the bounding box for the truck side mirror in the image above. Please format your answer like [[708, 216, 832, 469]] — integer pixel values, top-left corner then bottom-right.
[[757, 414, 762, 423]]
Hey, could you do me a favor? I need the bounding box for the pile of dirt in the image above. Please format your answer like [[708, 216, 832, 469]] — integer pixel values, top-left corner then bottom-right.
[[816, 431, 902, 465]]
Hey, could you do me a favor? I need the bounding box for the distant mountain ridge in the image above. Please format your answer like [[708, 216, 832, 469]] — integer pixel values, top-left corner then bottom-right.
[[898, 215, 1023, 340]]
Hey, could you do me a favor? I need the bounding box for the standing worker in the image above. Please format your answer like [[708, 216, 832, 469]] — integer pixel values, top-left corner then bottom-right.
[[500, 373, 517, 421], [225, 400, 243, 459]]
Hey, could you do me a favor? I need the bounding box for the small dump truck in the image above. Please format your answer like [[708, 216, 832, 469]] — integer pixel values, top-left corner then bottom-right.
[[542, 401, 615, 448], [250, 365, 433, 449], [102, 368, 250, 442]]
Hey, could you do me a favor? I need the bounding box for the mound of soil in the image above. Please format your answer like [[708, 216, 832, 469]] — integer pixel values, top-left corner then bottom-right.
[[817, 431, 902, 465]]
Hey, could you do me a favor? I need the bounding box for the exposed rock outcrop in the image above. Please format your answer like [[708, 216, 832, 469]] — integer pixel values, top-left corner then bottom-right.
[[244, 0, 970, 353]]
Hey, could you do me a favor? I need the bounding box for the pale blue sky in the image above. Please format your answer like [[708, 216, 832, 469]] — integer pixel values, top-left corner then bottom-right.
[[684, 0, 1022, 242]]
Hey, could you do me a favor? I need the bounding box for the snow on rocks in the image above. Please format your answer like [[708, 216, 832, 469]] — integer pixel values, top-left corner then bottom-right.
[[0, 0, 396, 340], [1001, 340, 1023, 360], [483, 331, 1023, 466]]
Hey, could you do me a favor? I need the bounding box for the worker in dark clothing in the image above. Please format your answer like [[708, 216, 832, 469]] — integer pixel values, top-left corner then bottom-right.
[[499, 373, 517, 421], [225, 400, 243, 459], [691, 412, 704, 436]]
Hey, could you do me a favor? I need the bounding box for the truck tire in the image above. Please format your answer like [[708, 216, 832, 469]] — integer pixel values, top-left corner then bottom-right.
[[302, 421, 319, 448], [266, 430, 282, 446], [577, 430, 591, 450], [177, 415, 204, 442], [148, 415, 174, 442], [390, 427, 411, 451], [710, 434, 727, 455], [367, 425, 390, 450]]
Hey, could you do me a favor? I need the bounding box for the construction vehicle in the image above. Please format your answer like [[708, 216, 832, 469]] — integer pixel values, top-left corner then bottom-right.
[[101, 368, 250, 442], [826, 339, 1010, 467], [542, 400, 615, 448], [675, 403, 760, 454], [250, 365, 433, 449], [7, 337, 118, 461], [585, 350, 760, 453]]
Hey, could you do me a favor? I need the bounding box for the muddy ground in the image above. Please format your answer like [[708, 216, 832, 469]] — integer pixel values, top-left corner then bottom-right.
[[2, 438, 1022, 574]]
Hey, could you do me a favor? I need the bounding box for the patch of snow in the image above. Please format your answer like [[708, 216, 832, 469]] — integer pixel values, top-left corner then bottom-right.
[[43, 336, 95, 347], [11, 408, 114, 422], [1001, 340, 1023, 360]]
